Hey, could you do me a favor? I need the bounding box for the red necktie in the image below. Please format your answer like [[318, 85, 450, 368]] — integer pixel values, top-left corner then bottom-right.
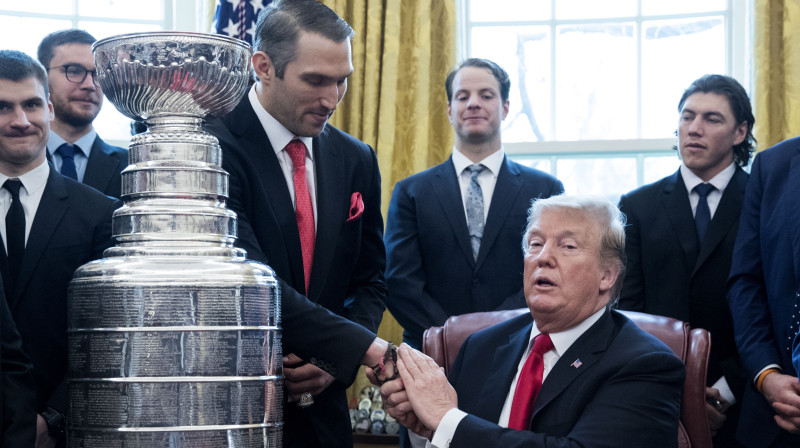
[[285, 140, 315, 295], [508, 333, 553, 430]]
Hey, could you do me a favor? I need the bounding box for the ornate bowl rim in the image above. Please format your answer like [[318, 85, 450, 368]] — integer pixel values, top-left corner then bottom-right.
[[93, 31, 252, 52]]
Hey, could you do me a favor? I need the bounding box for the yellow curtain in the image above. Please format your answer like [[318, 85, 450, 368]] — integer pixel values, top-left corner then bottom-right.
[[753, 0, 800, 149], [320, 0, 457, 404]]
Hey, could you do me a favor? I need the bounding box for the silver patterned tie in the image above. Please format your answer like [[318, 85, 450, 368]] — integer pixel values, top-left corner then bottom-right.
[[466, 164, 486, 261]]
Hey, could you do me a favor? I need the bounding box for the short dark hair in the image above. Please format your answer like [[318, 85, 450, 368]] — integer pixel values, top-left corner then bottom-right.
[[0, 50, 49, 97], [253, 0, 354, 79], [445, 58, 511, 104], [37, 29, 96, 70], [676, 74, 756, 167]]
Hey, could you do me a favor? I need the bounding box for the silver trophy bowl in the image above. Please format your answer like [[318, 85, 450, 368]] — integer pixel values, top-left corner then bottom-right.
[[93, 31, 251, 120], [67, 32, 283, 447]]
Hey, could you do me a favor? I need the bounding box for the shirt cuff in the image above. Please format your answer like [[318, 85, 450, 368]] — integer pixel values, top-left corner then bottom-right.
[[753, 364, 782, 385], [431, 408, 468, 448], [711, 376, 736, 405], [408, 429, 431, 448]]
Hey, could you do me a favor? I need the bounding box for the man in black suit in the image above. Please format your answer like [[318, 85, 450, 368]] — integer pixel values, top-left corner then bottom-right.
[[0, 50, 121, 448], [380, 194, 685, 447], [384, 58, 563, 352], [206, 1, 387, 446], [38, 29, 127, 199], [617, 74, 755, 445], [0, 276, 36, 446]]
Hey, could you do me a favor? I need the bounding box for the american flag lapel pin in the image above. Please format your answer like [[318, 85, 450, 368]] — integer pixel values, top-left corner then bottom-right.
[[571, 359, 582, 369]]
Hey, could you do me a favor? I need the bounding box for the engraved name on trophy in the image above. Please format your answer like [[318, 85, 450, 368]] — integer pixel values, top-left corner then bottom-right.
[[66, 32, 282, 447]]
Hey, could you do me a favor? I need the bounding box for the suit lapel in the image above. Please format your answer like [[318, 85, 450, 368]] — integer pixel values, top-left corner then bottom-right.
[[11, 169, 69, 307], [83, 137, 119, 194], [431, 158, 475, 266], [661, 170, 699, 269], [476, 157, 523, 270], [532, 311, 614, 418], [693, 168, 747, 275], [307, 128, 346, 299], [228, 101, 306, 291], [789, 152, 800, 281], [476, 319, 532, 422]]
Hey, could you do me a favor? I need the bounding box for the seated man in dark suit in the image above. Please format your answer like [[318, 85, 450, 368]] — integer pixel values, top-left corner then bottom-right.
[[0, 49, 122, 448], [380, 194, 685, 448], [38, 29, 128, 198], [0, 276, 36, 446]]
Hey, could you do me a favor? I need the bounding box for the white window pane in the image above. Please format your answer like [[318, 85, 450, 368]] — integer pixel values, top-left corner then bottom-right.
[[555, 23, 636, 141], [641, 17, 725, 139], [80, 21, 163, 41], [93, 104, 134, 147], [642, 0, 726, 16], [1, 1, 72, 15], [555, 0, 636, 20], [557, 158, 637, 202], [471, 26, 552, 143], [79, 0, 164, 21], [513, 158, 552, 174], [643, 154, 681, 184], [0, 17, 73, 58], [470, 0, 550, 22]]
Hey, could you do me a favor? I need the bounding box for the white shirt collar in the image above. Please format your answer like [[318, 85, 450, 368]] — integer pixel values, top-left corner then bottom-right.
[[680, 162, 736, 194], [530, 307, 606, 357], [47, 128, 96, 158], [452, 146, 505, 177], [248, 85, 314, 158], [0, 159, 50, 196]]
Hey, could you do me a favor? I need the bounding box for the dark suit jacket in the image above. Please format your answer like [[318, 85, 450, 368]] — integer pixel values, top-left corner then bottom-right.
[[206, 99, 387, 448], [384, 156, 563, 348], [618, 168, 747, 394], [0, 167, 120, 416], [728, 136, 800, 447], [47, 135, 128, 199], [446, 310, 685, 448], [0, 277, 36, 446]]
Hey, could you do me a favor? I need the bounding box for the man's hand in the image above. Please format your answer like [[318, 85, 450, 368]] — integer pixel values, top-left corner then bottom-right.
[[35, 415, 56, 448], [705, 387, 729, 436], [377, 374, 433, 439], [761, 372, 800, 434], [283, 353, 335, 401], [395, 344, 457, 431]]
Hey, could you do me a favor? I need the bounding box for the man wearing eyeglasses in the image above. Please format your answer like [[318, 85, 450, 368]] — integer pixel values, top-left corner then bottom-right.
[[37, 29, 127, 199]]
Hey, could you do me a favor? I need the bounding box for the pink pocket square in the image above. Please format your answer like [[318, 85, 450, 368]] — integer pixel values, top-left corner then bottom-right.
[[347, 192, 364, 222]]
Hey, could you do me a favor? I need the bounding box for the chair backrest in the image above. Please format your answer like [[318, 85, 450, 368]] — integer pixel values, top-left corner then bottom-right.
[[422, 308, 712, 448]]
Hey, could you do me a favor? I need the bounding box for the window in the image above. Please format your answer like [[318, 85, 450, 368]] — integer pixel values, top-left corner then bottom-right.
[[0, 0, 200, 146], [460, 0, 751, 201]]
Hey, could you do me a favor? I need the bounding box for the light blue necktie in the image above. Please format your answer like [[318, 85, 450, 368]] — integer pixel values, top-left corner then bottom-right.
[[56, 143, 79, 180], [466, 164, 486, 261], [693, 183, 715, 245]]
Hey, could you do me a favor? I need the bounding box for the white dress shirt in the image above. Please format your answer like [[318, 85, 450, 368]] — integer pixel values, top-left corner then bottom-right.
[[680, 162, 736, 219], [248, 85, 318, 230], [413, 308, 606, 448], [451, 147, 505, 223], [0, 161, 50, 251], [47, 128, 96, 183]]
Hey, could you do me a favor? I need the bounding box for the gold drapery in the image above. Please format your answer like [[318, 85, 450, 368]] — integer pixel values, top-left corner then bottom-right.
[[753, 0, 800, 149], [320, 0, 456, 404]]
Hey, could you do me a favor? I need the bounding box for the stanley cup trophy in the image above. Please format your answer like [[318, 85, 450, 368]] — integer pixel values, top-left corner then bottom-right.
[[66, 32, 283, 447]]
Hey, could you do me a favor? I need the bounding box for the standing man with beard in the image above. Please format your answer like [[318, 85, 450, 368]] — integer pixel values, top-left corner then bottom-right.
[[206, 1, 387, 446], [37, 30, 127, 199]]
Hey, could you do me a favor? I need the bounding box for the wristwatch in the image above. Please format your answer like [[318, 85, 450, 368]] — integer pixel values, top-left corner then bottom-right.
[[40, 407, 67, 437]]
